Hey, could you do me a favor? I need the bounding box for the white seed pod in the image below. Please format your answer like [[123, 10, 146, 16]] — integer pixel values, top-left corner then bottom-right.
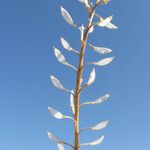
[[80, 135, 105, 147], [89, 25, 94, 33], [80, 94, 110, 107], [78, 25, 85, 41], [53, 47, 77, 71], [92, 94, 110, 104], [47, 131, 61, 143], [60, 37, 73, 51], [89, 44, 112, 54], [80, 120, 109, 132], [48, 107, 65, 119], [57, 143, 65, 150], [92, 57, 115, 66], [50, 75, 69, 92], [99, 16, 118, 29], [80, 78, 83, 85], [97, 0, 110, 4], [47, 132, 65, 150], [79, 0, 90, 8], [60, 37, 79, 54], [96, 16, 113, 27], [106, 22, 118, 29], [103, 0, 111, 4], [79, 0, 88, 4], [48, 107, 74, 120], [70, 90, 75, 114], [60, 6, 76, 27], [90, 120, 109, 130], [86, 68, 96, 86]]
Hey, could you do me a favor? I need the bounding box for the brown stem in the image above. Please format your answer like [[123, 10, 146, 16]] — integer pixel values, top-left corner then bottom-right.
[[73, 3, 101, 150]]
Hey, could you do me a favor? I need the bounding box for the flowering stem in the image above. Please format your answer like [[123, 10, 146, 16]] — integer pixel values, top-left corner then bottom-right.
[[74, 2, 102, 150]]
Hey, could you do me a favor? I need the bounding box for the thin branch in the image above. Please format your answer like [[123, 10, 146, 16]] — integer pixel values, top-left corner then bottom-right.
[[64, 116, 76, 122], [79, 127, 90, 134], [63, 141, 74, 149], [84, 0, 91, 14], [80, 61, 91, 71], [80, 101, 95, 107], [95, 13, 102, 20], [78, 84, 87, 94], [72, 48, 80, 56]]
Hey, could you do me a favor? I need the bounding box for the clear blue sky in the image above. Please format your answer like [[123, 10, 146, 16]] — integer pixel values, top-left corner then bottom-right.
[[0, 0, 150, 150]]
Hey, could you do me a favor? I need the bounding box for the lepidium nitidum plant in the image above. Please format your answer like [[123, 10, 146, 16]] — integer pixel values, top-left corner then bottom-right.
[[47, 0, 118, 150]]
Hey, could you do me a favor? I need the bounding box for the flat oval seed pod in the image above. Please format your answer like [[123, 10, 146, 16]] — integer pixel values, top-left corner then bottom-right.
[[48, 107, 64, 119], [50, 75, 69, 92], [80, 94, 110, 107], [93, 94, 110, 104], [90, 120, 109, 130], [60, 6, 76, 27], [57, 143, 65, 150], [97, 0, 110, 4], [93, 57, 115, 66], [80, 120, 109, 132], [79, 0, 88, 4], [48, 107, 74, 121], [60, 37, 79, 54], [60, 37, 73, 51], [99, 16, 118, 29], [47, 132, 65, 150], [89, 44, 112, 54], [70, 90, 75, 114], [47, 131, 61, 143], [89, 25, 94, 33], [86, 68, 96, 86], [106, 22, 118, 29], [80, 135, 105, 147], [96, 16, 113, 27], [54, 47, 77, 71], [78, 25, 85, 41]]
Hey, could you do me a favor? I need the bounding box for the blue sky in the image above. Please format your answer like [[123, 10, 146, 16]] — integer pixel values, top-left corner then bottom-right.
[[0, 0, 150, 150]]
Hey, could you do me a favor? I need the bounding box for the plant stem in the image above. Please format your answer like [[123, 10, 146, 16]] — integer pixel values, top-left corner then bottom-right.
[[74, 6, 97, 150]]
